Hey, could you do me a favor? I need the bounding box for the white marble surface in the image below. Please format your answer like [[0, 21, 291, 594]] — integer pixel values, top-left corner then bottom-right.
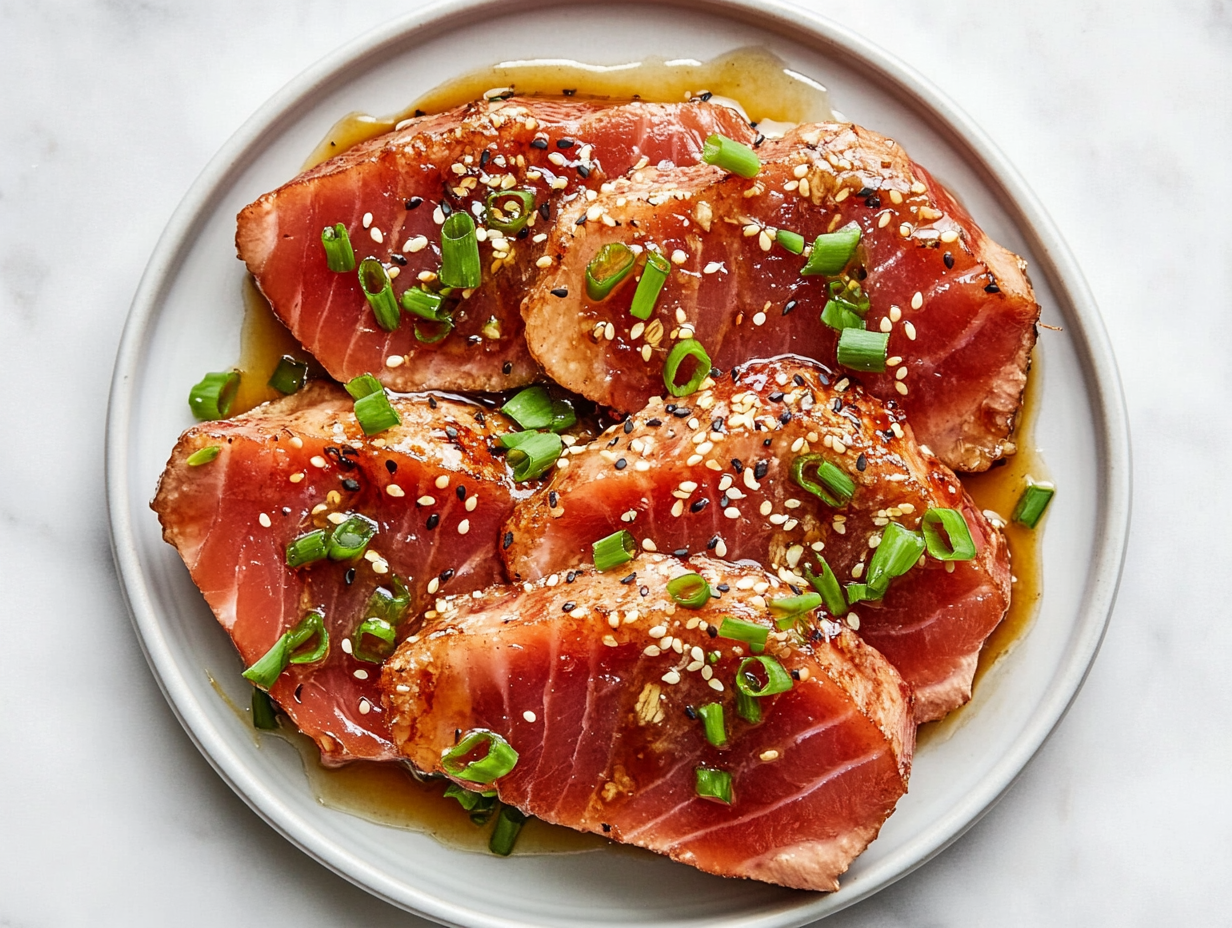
[[0, 1, 1226, 925]]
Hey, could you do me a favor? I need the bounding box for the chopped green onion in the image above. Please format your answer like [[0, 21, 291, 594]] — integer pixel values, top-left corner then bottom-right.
[[366, 576, 411, 626], [506, 431, 562, 481], [667, 572, 711, 608], [866, 522, 926, 594], [663, 339, 711, 397], [358, 257, 400, 332], [697, 702, 727, 748], [801, 223, 861, 276], [186, 445, 221, 466], [804, 557, 847, 616], [735, 671, 763, 723], [769, 592, 822, 629], [776, 229, 805, 255], [285, 529, 328, 568], [327, 513, 378, 561], [484, 189, 536, 235], [353, 389, 401, 436], [401, 287, 450, 322], [921, 508, 977, 560], [414, 317, 454, 343], [836, 328, 889, 372], [352, 617, 397, 664], [630, 250, 671, 320], [585, 242, 636, 301], [1012, 482, 1055, 529], [345, 373, 382, 400], [440, 210, 481, 289], [501, 385, 554, 430], [593, 530, 636, 572], [268, 355, 308, 394], [550, 398, 577, 433], [845, 582, 881, 605], [695, 766, 733, 804], [701, 133, 760, 178], [441, 729, 519, 784], [489, 804, 528, 856], [734, 655, 794, 697], [496, 430, 537, 450], [717, 616, 769, 654], [242, 610, 329, 688], [188, 371, 239, 421], [251, 688, 279, 730], [821, 298, 866, 332], [321, 223, 356, 272], [790, 454, 855, 507], [443, 783, 500, 825]]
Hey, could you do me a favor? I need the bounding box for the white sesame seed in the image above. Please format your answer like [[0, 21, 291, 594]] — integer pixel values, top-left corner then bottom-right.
[[714, 539, 727, 557], [687, 454, 703, 466], [427, 578, 440, 594], [642, 538, 657, 551], [940, 229, 959, 243], [758, 230, 773, 251], [369, 227, 383, 244], [289, 473, 304, 484], [310, 455, 327, 468], [752, 312, 766, 326], [417, 495, 436, 506], [703, 261, 724, 274], [523, 710, 537, 723], [362, 212, 373, 228], [701, 664, 714, 681], [465, 496, 477, 512], [724, 506, 740, 519], [759, 500, 773, 516], [904, 321, 917, 340], [662, 669, 681, 685], [895, 382, 909, 395], [649, 625, 667, 638], [879, 316, 892, 333], [708, 678, 724, 692], [327, 512, 346, 525], [458, 519, 470, 535], [896, 366, 909, 380], [353, 669, 369, 680], [386, 484, 404, 498], [759, 749, 780, 762], [358, 698, 372, 715], [548, 151, 566, 166], [911, 181, 927, 194], [644, 645, 662, 657], [671, 249, 688, 265]]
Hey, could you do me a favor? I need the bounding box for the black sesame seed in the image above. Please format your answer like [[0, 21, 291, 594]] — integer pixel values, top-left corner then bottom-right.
[[646, 418, 662, 427], [768, 391, 785, 402], [440, 201, 452, 216], [857, 186, 875, 198], [856, 453, 867, 472], [606, 436, 620, 448], [503, 531, 514, 549], [456, 485, 467, 500], [832, 398, 843, 413], [671, 407, 691, 418], [389, 252, 407, 266], [341, 478, 360, 492], [763, 437, 773, 447], [620, 572, 637, 585], [699, 91, 713, 101], [673, 548, 688, 558], [753, 133, 766, 147], [566, 571, 577, 583], [428, 396, 438, 409], [754, 460, 768, 480], [791, 669, 801, 680], [405, 196, 423, 209], [711, 418, 724, 432], [502, 361, 514, 375], [717, 583, 730, 592], [792, 374, 805, 387], [685, 704, 699, 720], [731, 367, 741, 381], [779, 412, 792, 424], [480, 149, 491, 165], [621, 418, 634, 435], [385, 460, 397, 474], [943, 252, 955, 269], [426, 513, 440, 530], [707, 536, 719, 550], [474, 411, 485, 426], [440, 569, 454, 583], [601, 823, 612, 833], [556, 137, 575, 149], [531, 138, 548, 149], [985, 281, 1001, 293], [575, 214, 587, 226], [691, 498, 709, 513], [866, 195, 880, 209], [549, 490, 558, 508], [615, 458, 627, 470], [731, 458, 744, 473], [562, 602, 576, 613], [665, 404, 677, 414], [344, 567, 356, 585], [551, 287, 569, 298], [719, 495, 730, 508], [445, 426, 458, 440], [294, 684, 303, 703], [706, 625, 718, 638], [782, 300, 797, 316], [576, 164, 590, 178], [538, 201, 551, 220]]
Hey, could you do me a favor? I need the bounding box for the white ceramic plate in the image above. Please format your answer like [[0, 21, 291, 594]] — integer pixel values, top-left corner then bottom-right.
[[106, 1, 1131, 925]]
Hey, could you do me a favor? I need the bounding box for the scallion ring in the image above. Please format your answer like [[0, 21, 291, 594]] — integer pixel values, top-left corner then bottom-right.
[[667, 572, 711, 609], [414, 317, 454, 344], [630, 250, 671, 320], [550, 398, 577, 433], [734, 655, 794, 697], [865, 521, 926, 594], [921, 508, 977, 560], [821, 298, 867, 332], [489, 804, 528, 856], [188, 371, 239, 421], [775, 229, 805, 255], [501, 385, 554, 430], [585, 242, 636, 301], [353, 388, 401, 436], [268, 355, 308, 394], [352, 617, 397, 664], [716, 616, 769, 654], [401, 287, 450, 322], [440, 210, 481, 289], [1012, 482, 1055, 529], [358, 257, 400, 332], [697, 702, 727, 748], [327, 513, 379, 561], [344, 373, 383, 400], [592, 530, 636, 572], [844, 582, 881, 605], [701, 133, 760, 178], [441, 729, 519, 784], [769, 592, 822, 629], [285, 529, 328, 568], [663, 338, 711, 397], [790, 453, 855, 507], [241, 610, 329, 689], [804, 557, 847, 616], [695, 766, 733, 804], [801, 223, 861, 276], [735, 673, 763, 723], [505, 431, 562, 481], [484, 189, 536, 235], [186, 445, 221, 467], [366, 576, 412, 626], [836, 328, 889, 373], [251, 688, 279, 730], [321, 223, 356, 272]]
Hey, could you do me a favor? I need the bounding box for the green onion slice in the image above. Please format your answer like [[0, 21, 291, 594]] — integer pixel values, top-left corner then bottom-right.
[[845, 582, 882, 605], [285, 529, 328, 568], [593, 530, 636, 572], [242, 610, 329, 689], [353, 389, 401, 437], [401, 287, 450, 322], [489, 804, 528, 856], [358, 257, 400, 332], [804, 557, 847, 616], [506, 431, 562, 481], [667, 572, 711, 609], [440, 211, 482, 289], [790, 454, 855, 507], [717, 616, 769, 654], [735, 655, 794, 697], [695, 766, 733, 804], [501, 385, 554, 430], [251, 688, 279, 730], [630, 250, 671, 320], [801, 223, 861, 276], [1012, 482, 1055, 529], [268, 355, 308, 395], [701, 133, 760, 178], [776, 229, 805, 255], [443, 783, 500, 825], [345, 373, 382, 400], [188, 371, 239, 421], [585, 242, 636, 301], [836, 328, 889, 373], [496, 430, 537, 451], [663, 338, 711, 397], [414, 317, 454, 344], [366, 576, 412, 626], [697, 702, 727, 748], [550, 398, 577, 433], [769, 592, 822, 629], [321, 223, 356, 273], [821, 298, 866, 332], [921, 508, 978, 560], [484, 189, 536, 235], [327, 513, 379, 561], [352, 617, 397, 664], [735, 672, 763, 723], [186, 445, 221, 467], [866, 522, 926, 594], [442, 729, 519, 784]]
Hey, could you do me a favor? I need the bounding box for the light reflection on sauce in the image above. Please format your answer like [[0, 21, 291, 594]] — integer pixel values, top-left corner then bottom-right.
[[228, 48, 1044, 838]]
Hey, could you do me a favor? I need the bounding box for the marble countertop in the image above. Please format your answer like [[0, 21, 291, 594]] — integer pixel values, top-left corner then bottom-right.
[[1, 1, 1225, 925]]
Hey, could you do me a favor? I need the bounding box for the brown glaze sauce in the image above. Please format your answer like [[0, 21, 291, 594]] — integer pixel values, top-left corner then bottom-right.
[[227, 49, 1044, 845]]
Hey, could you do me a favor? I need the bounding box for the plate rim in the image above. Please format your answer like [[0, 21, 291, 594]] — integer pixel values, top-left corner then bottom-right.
[[105, 0, 1133, 924]]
